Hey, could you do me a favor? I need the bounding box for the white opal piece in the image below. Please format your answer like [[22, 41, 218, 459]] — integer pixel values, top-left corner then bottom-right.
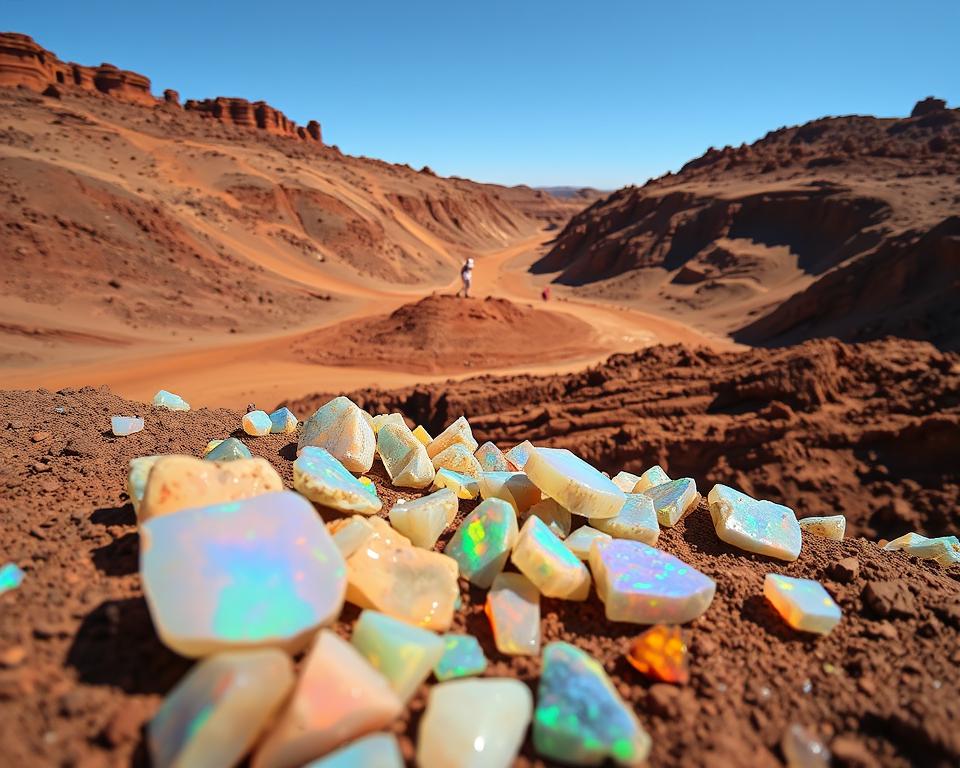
[[479, 471, 541, 514], [512, 516, 591, 600], [294, 446, 383, 515], [632, 465, 671, 493], [432, 444, 484, 478], [642, 477, 698, 527], [242, 410, 272, 436], [299, 396, 376, 473], [486, 572, 540, 656], [591, 493, 660, 545], [377, 422, 435, 488], [475, 441, 514, 472], [564, 526, 612, 560], [153, 390, 190, 411], [328, 515, 377, 558], [269, 407, 298, 434], [798, 515, 846, 541], [504, 440, 535, 470], [522, 498, 572, 539], [883, 532, 960, 567], [525, 447, 625, 519], [371, 413, 406, 434], [127, 455, 165, 516], [111, 415, 144, 436], [764, 574, 842, 635], [431, 468, 480, 499], [611, 471, 642, 493], [426, 416, 479, 459], [708, 484, 802, 561], [389, 488, 458, 549], [303, 733, 404, 768]]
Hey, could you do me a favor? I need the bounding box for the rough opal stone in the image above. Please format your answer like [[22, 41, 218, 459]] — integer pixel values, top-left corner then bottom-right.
[[153, 389, 190, 411], [111, 415, 144, 436], [298, 396, 376, 473], [764, 574, 842, 635], [252, 630, 403, 768], [781, 723, 831, 768], [294, 446, 382, 515], [633, 465, 671, 493], [434, 634, 488, 681], [479, 471, 541, 514], [139, 455, 284, 523], [432, 444, 484, 478], [418, 678, 533, 768], [708, 484, 802, 561], [534, 642, 651, 766], [412, 425, 433, 446], [564, 526, 612, 560], [611, 471, 642, 492], [522, 498, 572, 539], [445, 498, 518, 588], [798, 515, 846, 540], [328, 515, 378, 558], [371, 413, 406, 434], [512, 516, 591, 600], [426, 416, 479, 459], [475, 441, 513, 472], [389, 488, 458, 549], [626, 625, 689, 684], [589, 539, 716, 624], [351, 610, 445, 704], [642, 477, 698, 527], [431, 468, 480, 499], [127, 455, 165, 516], [141, 491, 346, 657], [525, 447, 625, 519], [591, 493, 660, 545], [0, 563, 25, 596], [504, 440, 535, 470], [485, 572, 541, 656], [883, 532, 960, 566], [148, 649, 294, 768], [204, 437, 252, 462], [377, 422, 434, 489], [242, 410, 272, 437], [303, 733, 404, 768], [269, 407, 298, 434]]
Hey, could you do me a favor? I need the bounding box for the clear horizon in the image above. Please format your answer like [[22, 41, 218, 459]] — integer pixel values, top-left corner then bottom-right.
[[5, 0, 958, 188]]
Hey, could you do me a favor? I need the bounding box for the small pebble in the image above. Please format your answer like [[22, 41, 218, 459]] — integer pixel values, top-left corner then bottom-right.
[[111, 416, 144, 436]]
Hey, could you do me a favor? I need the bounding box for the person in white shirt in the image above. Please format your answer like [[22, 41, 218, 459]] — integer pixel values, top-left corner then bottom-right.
[[456, 257, 474, 297]]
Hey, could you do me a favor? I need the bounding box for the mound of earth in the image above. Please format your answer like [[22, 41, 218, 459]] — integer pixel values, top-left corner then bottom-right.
[[290, 338, 960, 540], [290, 294, 602, 373]]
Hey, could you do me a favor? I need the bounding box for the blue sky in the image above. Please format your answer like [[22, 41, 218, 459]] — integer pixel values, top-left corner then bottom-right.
[[5, 0, 958, 188]]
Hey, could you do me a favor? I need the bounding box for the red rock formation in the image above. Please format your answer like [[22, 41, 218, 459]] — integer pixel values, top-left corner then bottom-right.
[[0, 32, 48, 90], [163, 88, 180, 107]]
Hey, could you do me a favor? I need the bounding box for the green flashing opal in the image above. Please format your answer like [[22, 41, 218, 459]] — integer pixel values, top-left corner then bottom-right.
[[294, 446, 383, 515], [445, 497, 518, 587], [434, 634, 488, 681], [708, 484, 801, 561], [642, 477, 698, 527], [204, 437, 252, 462]]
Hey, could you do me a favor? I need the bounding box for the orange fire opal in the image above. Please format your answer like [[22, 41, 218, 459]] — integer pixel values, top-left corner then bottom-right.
[[626, 625, 689, 684]]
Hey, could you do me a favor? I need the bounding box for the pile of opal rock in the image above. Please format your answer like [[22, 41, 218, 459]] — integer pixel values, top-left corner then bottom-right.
[[117, 392, 959, 768]]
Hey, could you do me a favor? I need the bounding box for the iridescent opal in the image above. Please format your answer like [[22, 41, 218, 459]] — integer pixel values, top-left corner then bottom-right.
[[626, 625, 688, 683], [534, 642, 651, 766], [611, 471, 642, 493], [633, 465, 670, 492], [358, 476, 377, 495], [431, 468, 480, 499], [294, 447, 383, 515], [426, 416, 479, 459], [303, 733, 403, 768], [377, 422, 434, 488], [504, 440, 535, 470], [475, 441, 513, 472], [525, 447, 625, 519], [412, 425, 433, 446], [589, 539, 715, 624], [153, 389, 190, 411], [522, 498, 572, 538], [764, 574, 841, 634], [591, 493, 660, 545], [139, 455, 284, 523], [564, 526, 612, 560], [485, 572, 541, 656], [111, 415, 144, 436], [434, 634, 488, 681], [127, 454, 165, 516], [432, 444, 483, 478], [781, 724, 831, 768], [0, 563, 25, 596], [418, 679, 532, 768], [798, 515, 846, 540], [298, 396, 376, 473], [708, 484, 802, 561], [242, 410, 272, 436], [149, 649, 294, 768], [141, 491, 346, 657], [642, 477, 698, 527], [252, 631, 403, 768], [351, 610, 445, 704], [204, 437, 252, 462], [389, 488, 458, 549], [512, 516, 591, 600], [445, 498, 518, 588], [371, 413, 405, 434], [883, 532, 960, 566], [479, 471, 541, 514], [269, 407, 298, 434]]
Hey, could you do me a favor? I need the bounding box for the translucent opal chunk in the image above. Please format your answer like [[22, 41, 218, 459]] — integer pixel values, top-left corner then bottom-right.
[[377, 423, 434, 489], [764, 574, 842, 635], [389, 488, 458, 549], [504, 440, 535, 470], [445, 498, 518, 588], [294, 446, 383, 515], [139, 455, 284, 523], [883, 532, 960, 566], [632, 465, 671, 493], [269, 407, 298, 434], [303, 733, 403, 768], [149, 649, 294, 768], [708, 484, 802, 561], [298, 396, 376, 473], [328, 515, 376, 558], [111, 415, 144, 436], [611, 471, 642, 493], [564, 526, 612, 560], [252, 631, 403, 768], [141, 491, 346, 657], [434, 634, 488, 681], [432, 444, 483, 478], [204, 437, 252, 462], [781, 723, 831, 768], [412, 425, 433, 446], [153, 389, 190, 411], [0, 563, 25, 596], [479, 471, 541, 514], [798, 515, 846, 540], [242, 410, 272, 436], [534, 642, 651, 767], [371, 413, 406, 434], [589, 539, 715, 624], [591, 493, 660, 545], [431, 468, 480, 499], [626, 625, 688, 683], [475, 441, 513, 472], [512, 516, 591, 600], [426, 416, 478, 459], [642, 477, 698, 527], [522, 498, 572, 539], [485, 572, 540, 656], [351, 610, 445, 704], [525, 447, 625, 519], [203, 439, 223, 456], [418, 678, 532, 768], [127, 455, 165, 516]]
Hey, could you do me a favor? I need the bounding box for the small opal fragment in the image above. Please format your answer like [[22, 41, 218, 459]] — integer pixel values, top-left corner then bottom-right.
[[377, 422, 434, 488], [303, 733, 403, 768], [591, 493, 660, 545], [445, 498, 518, 587], [328, 515, 376, 558], [642, 477, 698, 527], [412, 425, 433, 446], [764, 574, 842, 635], [204, 437, 252, 462], [589, 539, 715, 624], [479, 471, 541, 514], [111, 415, 144, 436], [269, 407, 298, 434], [127, 455, 164, 516], [242, 410, 272, 436], [485, 572, 541, 656], [139, 455, 284, 523], [351, 610, 445, 704], [432, 444, 484, 478], [534, 642, 651, 766], [522, 498, 572, 538], [798, 515, 846, 540], [294, 446, 383, 515], [358, 476, 377, 495], [504, 440, 535, 470], [611, 471, 642, 493], [431, 468, 480, 499], [149, 649, 294, 768], [299, 396, 376, 473], [203, 439, 223, 456], [708, 484, 802, 561], [141, 491, 346, 657], [252, 631, 403, 768], [0, 563, 25, 596], [525, 446, 625, 519], [389, 488, 458, 549], [781, 723, 831, 768], [434, 634, 488, 681], [564, 526, 612, 559], [626, 625, 689, 683], [426, 416, 478, 459], [475, 441, 513, 472], [512, 516, 591, 600], [371, 413, 406, 434], [883, 532, 960, 566], [632, 465, 671, 492], [418, 678, 532, 768], [153, 389, 190, 411]]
